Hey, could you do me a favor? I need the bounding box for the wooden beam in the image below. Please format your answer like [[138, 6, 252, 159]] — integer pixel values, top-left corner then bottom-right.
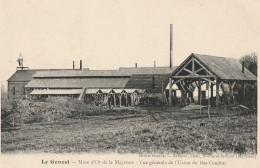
[[174, 75, 215, 79], [194, 58, 213, 75], [198, 79, 201, 104], [201, 78, 216, 85], [175, 59, 193, 76], [113, 94, 116, 107], [192, 58, 195, 73], [172, 78, 184, 85], [119, 94, 122, 107], [186, 85, 193, 93], [179, 81, 186, 91], [194, 67, 204, 74], [211, 83, 214, 98], [184, 68, 193, 74], [231, 81, 236, 88], [243, 81, 248, 103], [184, 80, 194, 93]]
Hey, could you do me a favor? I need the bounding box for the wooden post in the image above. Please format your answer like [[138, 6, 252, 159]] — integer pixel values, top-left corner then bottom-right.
[[198, 78, 201, 104], [243, 81, 248, 103], [113, 94, 116, 107], [169, 78, 172, 106], [119, 94, 122, 107], [211, 83, 214, 98], [162, 82, 164, 104], [216, 78, 220, 107], [208, 81, 210, 119], [125, 94, 128, 106], [130, 94, 133, 106]]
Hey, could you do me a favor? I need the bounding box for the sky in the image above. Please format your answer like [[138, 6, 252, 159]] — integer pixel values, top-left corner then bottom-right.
[[0, 0, 260, 88]]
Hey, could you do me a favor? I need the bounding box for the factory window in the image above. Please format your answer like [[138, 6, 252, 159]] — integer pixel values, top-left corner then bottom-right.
[[13, 87, 16, 95]]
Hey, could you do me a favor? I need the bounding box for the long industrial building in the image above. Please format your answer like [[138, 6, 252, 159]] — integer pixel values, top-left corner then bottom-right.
[[7, 53, 257, 107]]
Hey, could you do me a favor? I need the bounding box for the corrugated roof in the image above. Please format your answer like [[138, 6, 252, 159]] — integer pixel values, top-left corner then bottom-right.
[[7, 69, 76, 82], [125, 74, 170, 93], [119, 66, 177, 75], [34, 70, 131, 78], [193, 53, 257, 80], [33, 67, 177, 78], [30, 89, 83, 95], [25, 78, 129, 89]]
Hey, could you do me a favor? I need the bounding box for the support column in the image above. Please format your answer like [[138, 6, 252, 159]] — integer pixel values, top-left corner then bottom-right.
[[243, 81, 247, 103], [216, 78, 220, 107], [198, 79, 201, 105], [113, 94, 116, 107], [211, 83, 214, 98], [125, 94, 128, 106], [119, 94, 122, 107], [130, 94, 133, 106], [169, 78, 173, 106]]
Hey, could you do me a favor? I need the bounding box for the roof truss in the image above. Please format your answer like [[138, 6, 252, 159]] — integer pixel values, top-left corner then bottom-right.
[[173, 56, 215, 79]]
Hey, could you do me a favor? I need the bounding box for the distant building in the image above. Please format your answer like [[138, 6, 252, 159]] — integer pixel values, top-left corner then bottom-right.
[[7, 69, 81, 99]]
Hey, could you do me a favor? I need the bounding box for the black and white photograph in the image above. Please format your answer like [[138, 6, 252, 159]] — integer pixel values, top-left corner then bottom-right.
[[0, 0, 259, 167]]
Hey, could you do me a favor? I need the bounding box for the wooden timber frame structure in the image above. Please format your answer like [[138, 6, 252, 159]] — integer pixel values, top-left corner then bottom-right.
[[88, 89, 146, 107], [168, 53, 257, 107]]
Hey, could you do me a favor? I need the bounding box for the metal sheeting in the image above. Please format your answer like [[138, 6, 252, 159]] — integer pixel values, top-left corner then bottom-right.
[[30, 89, 83, 95]]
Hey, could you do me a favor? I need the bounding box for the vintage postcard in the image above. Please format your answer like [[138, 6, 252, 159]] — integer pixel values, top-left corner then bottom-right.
[[0, 0, 259, 167]]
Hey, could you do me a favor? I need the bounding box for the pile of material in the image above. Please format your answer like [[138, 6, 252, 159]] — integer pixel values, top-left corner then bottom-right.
[[1, 97, 101, 127], [181, 104, 205, 111]]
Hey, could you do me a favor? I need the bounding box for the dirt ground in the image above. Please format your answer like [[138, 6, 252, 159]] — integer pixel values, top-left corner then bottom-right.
[[1, 106, 257, 154]]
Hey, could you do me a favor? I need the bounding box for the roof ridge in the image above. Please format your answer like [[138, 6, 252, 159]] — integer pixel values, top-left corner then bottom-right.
[[193, 53, 239, 60]]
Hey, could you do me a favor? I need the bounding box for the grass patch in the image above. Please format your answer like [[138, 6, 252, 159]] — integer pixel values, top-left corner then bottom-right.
[[1, 105, 257, 154]]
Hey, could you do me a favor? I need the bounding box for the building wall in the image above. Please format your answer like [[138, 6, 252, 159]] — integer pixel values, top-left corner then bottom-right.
[[8, 81, 28, 99]]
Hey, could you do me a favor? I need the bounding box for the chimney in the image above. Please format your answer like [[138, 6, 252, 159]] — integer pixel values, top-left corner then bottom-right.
[[135, 63, 137, 68], [80, 60, 82, 70], [170, 24, 173, 69], [242, 61, 245, 73], [154, 61, 156, 67], [73, 61, 75, 69]]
